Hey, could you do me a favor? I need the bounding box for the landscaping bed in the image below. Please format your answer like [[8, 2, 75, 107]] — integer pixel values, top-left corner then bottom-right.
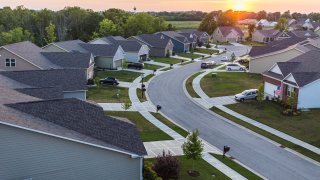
[[151, 112, 189, 137], [151, 57, 182, 64], [211, 106, 320, 162], [87, 86, 129, 103], [105, 111, 173, 142], [145, 156, 230, 180], [226, 101, 320, 148], [200, 72, 261, 97], [96, 70, 142, 82], [211, 154, 262, 180]]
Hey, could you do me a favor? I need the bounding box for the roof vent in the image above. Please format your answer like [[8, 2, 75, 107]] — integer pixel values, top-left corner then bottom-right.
[[160, 35, 164, 39]]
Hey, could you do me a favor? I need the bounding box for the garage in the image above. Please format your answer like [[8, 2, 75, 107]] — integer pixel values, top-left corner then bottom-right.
[[264, 82, 278, 98], [114, 59, 123, 69]]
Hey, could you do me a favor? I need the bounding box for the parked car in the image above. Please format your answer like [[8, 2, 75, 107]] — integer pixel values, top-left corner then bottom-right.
[[99, 77, 119, 86], [235, 89, 258, 101], [128, 62, 144, 70], [201, 61, 216, 69], [220, 56, 229, 61], [226, 63, 246, 71]]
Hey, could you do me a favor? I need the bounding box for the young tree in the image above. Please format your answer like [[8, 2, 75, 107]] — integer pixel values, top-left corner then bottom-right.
[[153, 151, 180, 180], [275, 17, 289, 32], [44, 22, 56, 44], [182, 129, 204, 173], [230, 52, 236, 61], [287, 91, 298, 111], [257, 83, 264, 107], [248, 24, 255, 40], [122, 101, 132, 111]]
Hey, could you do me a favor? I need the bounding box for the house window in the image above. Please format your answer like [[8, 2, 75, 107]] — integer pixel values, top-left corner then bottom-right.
[[287, 86, 294, 97], [5, 59, 16, 67]]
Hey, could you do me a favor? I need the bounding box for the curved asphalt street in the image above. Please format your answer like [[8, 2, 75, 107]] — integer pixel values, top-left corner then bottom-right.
[[148, 57, 320, 179]]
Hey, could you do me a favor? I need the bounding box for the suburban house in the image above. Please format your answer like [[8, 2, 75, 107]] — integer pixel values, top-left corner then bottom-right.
[[155, 31, 191, 52], [0, 69, 88, 100], [249, 32, 320, 74], [262, 50, 320, 109], [43, 40, 125, 69], [0, 41, 59, 71], [90, 36, 150, 63], [79, 43, 125, 69], [252, 29, 280, 43], [256, 19, 277, 30], [177, 29, 210, 45], [128, 34, 174, 57], [212, 26, 244, 43], [0, 87, 146, 179], [303, 21, 320, 35]]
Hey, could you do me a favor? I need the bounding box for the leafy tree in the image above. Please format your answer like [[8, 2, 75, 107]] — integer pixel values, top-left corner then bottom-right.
[[287, 91, 298, 110], [122, 101, 132, 111], [199, 12, 217, 35], [0, 27, 33, 46], [182, 129, 204, 173], [217, 10, 237, 26], [256, 11, 267, 20], [44, 22, 56, 44], [230, 53, 236, 61], [153, 151, 180, 180], [282, 10, 291, 19], [94, 18, 116, 38], [167, 23, 175, 31], [257, 83, 264, 107], [248, 24, 255, 40], [143, 161, 160, 180], [275, 17, 289, 31]]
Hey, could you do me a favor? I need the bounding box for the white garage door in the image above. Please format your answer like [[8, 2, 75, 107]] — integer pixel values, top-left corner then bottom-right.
[[264, 82, 278, 97]]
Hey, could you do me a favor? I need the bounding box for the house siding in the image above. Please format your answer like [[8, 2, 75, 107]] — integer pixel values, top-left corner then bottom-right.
[[252, 31, 265, 43], [298, 81, 320, 109], [0, 48, 41, 71], [87, 64, 95, 80], [249, 49, 303, 74], [64, 91, 86, 100], [43, 44, 68, 52], [0, 124, 141, 180]]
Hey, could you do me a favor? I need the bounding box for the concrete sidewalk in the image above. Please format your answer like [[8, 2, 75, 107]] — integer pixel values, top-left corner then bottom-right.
[[98, 103, 137, 111], [215, 105, 320, 156]]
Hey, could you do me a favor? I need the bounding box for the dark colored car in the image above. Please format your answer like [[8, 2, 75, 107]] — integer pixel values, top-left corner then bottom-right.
[[128, 62, 144, 70], [99, 77, 119, 86], [201, 61, 216, 69]]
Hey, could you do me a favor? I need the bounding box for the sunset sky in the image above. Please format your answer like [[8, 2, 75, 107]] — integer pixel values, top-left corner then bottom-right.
[[0, 0, 318, 13]]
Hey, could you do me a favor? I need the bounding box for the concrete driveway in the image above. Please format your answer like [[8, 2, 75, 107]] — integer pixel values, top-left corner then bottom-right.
[[147, 54, 320, 180]]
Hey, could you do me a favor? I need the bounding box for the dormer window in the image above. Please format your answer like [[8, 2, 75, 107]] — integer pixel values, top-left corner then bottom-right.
[[5, 58, 16, 67]]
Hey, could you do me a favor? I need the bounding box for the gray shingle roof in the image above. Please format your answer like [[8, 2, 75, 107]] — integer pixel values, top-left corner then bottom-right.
[[41, 52, 92, 69], [79, 43, 120, 57], [0, 69, 87, 92], [2, 41, 58, 69], [53, 40, 88, 53], [157, 31, 190, 43], [113, 40, 142, 52], [15, 87, 64, 100], [178, 32, 197, 43], [134, 34, 171, 48], [6, 98, 147, 156], [217, 26, 244, 37]]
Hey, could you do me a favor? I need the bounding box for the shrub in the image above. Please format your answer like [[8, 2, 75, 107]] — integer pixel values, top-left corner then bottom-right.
[[143, 161, 160, 180], [153, 151, 180, 180]]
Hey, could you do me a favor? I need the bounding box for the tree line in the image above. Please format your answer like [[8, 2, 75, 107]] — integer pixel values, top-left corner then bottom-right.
[[0, 6, 168, 46]]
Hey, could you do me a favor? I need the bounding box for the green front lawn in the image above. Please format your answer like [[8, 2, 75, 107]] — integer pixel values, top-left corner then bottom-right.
[[142, 74, 155, 82], [177, 52, 202, 59], [87, 86, 129, 103], [200, 72, 262, 97], [151, 57, 182, 64], [194, 48, 219, 55], [96, 70, 142, 82], [186, 72, 203, 98], [145, 156, 230, 180], [211, 107, 320, 162], [211, 154, 262, 180], [137, 88, 147, 102], [144, 63, 164, 70], [105, 111, 173, 142], [151, 112, 189, 138], [226, 101, 320, 147]]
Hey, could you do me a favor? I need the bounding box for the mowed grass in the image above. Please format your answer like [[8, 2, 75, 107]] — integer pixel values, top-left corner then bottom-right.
[[211, 154, 262, 180], [227, 101, 320, 147], [211, 107, 320, 162], [87, 86, 129, 103], [194, 48, 219, 55], [105, 111, 173, 142], [200, 72, 262, 97], [137, 88, 147, 102], [142, 74, 155, 82], [167, 21, 201, 29], [144, 63, 164, 70], [96, 70, 142, 82], [151, 56, 182, 64], [151, 112, 189, 137], [242, 41, 265, 46], [177, 52, 202, 59], [145, 156, 230, 180], [186, 72, 203, 98]]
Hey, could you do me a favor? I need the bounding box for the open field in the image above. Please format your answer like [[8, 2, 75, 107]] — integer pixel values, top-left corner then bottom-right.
[[167, 21, 201, 29]]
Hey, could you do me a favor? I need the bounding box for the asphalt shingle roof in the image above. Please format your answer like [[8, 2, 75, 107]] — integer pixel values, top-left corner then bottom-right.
[[0, 69, 87, 92], [41, 52, 92, 69], [53, 40, 88, 53], [134, 34, 171, 48], [6, 98, 147, 156], [256, 29, 280, 37], [157, 31, 190, 43], [218, 26, 244, 37], [2, 41, 58, 69], [79, 43, 120, 57], [15, 87, 64, 100]]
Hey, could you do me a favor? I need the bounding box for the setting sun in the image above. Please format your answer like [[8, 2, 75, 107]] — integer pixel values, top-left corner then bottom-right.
[[234, 3, 245, 11]]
